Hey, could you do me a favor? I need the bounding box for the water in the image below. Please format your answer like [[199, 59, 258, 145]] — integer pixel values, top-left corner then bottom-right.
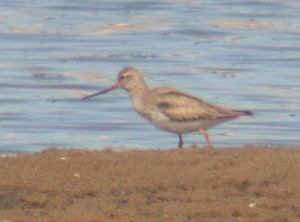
[[0, 0, 299, 153]]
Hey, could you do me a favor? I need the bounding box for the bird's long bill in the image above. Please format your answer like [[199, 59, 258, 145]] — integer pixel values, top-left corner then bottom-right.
[[83, 83, 119, 99]]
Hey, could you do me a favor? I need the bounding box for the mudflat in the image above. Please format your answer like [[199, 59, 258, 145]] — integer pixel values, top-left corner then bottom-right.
[[0, 146, 299, 222]]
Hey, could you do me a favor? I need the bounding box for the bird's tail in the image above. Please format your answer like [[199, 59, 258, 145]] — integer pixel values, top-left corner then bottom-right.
[[234, 110, 253, 116]]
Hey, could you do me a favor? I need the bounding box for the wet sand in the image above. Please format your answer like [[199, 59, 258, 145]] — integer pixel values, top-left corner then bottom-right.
[[0, 146, 299, 222]]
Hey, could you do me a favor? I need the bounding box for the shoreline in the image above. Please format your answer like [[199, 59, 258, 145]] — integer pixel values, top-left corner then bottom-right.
[[0, 146, 299, 221], [0, 144, 296, 155]]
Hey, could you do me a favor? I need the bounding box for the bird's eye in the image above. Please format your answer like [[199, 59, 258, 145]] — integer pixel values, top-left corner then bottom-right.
[[119, 75, 124, 81]]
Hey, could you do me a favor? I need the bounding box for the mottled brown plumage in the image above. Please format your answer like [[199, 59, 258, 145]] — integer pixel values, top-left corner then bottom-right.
[[155, 90, 246, 121], [84, 67, 252, 148]]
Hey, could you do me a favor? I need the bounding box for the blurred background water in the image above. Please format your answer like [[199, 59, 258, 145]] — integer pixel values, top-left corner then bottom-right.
[[0, 0, 299, 153]]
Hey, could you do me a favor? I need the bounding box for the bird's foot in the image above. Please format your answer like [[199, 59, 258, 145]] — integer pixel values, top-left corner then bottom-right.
[[199, 129, 213, 148]]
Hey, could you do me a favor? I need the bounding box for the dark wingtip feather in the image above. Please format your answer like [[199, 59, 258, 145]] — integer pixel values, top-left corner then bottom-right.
[[235, 110, 253, 116]]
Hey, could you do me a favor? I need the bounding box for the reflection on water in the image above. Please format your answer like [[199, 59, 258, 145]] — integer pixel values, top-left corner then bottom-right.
[[0, 0, 299, 153]]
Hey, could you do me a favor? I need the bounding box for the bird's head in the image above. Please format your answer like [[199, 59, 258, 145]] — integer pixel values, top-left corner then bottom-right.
[[83, 67, 143, 99]]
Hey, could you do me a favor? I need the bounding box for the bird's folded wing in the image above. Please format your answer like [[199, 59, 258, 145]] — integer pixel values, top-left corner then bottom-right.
[[156, 91, 239, 121]]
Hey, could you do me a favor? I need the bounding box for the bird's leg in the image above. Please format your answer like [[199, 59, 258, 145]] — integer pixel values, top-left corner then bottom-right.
[[177, 134, 183, 148], [199, 129, 212, 148]]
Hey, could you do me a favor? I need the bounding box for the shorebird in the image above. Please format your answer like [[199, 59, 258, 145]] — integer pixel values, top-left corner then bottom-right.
[[83, 67, 252, 148]]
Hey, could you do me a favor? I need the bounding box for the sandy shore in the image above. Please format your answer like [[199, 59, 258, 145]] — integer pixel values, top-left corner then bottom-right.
[[0, 146, 299, 222]]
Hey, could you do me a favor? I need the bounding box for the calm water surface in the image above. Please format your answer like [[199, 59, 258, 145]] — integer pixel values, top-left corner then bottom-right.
[[0, 0, 300, 153]]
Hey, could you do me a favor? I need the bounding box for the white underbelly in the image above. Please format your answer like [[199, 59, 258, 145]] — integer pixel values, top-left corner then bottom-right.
[[141, 111, 234, 134]]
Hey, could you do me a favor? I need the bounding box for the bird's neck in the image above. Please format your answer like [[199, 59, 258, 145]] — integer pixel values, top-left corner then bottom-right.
[[127, 80, 149, 112]]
